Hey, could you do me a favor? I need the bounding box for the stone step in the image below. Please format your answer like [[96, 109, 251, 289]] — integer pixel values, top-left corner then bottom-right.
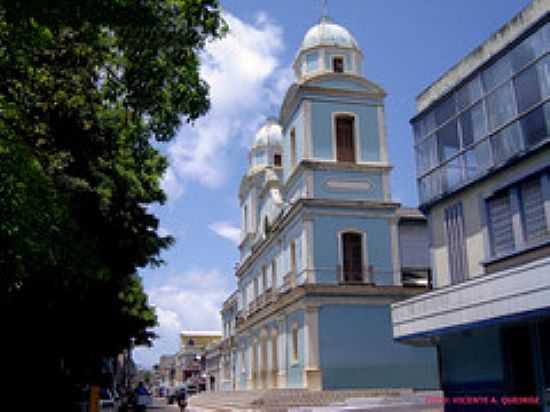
[[188, 388, 417, 410]]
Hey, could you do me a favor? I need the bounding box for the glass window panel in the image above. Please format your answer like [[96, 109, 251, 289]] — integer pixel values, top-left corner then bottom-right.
[[483, 55, 513, 92], [544, 23, 550, 50], [465, 140, 492, 178], [537, 54, 550, 98], [515, 64, 542, 113], [437, 119, 460, 161], [442, 156, 464, 190], [413, 120, 423, 142], [486, 81, 517, 131], [435, 95, 456, 126], [456, 75, 483, 110], [460, 101, 487, 147], [491, 122, 523, 164], [488, 191, 515, 256], [521, 105, 549, 147], [423, 111, 437, 136], [416, 135, 437, 175], [306, 52, 319, 72], [520, 176, 548, 244], [419, 169, 442, 203], [510, 29, 545, 72]]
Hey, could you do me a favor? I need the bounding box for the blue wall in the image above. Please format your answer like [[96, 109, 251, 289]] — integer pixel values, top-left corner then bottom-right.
[[312, 214, 394, 285], [314, 170, 384, 201], [286, 310, 305, 387], [283, 104, 305, 182], [439, 327, 503, 385], [319, 305, 440, 389], [311, 100, 380, 162]]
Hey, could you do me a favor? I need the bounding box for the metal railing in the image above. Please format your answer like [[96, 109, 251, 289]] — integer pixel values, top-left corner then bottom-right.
[[337, 264, 374, 284]]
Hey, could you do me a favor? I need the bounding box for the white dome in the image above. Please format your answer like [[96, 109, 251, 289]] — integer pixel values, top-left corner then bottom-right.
[[301, 18, 359, 51], [253, 118, 283, 147]]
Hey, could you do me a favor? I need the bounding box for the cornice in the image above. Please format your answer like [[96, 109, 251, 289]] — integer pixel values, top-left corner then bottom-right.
[[235, 197, 400, 277], [285, 160, 392, 190], [280, 74, 386, 126], [235, 284, 428, 332]]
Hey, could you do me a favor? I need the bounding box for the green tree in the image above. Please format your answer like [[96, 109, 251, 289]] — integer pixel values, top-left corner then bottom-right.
[[0, 0, 225, 407]]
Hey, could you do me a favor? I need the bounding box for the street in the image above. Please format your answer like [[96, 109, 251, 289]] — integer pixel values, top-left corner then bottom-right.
[[145, 396, 443, 412]]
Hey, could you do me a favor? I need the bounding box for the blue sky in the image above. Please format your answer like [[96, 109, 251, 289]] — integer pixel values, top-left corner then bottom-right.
[[134, 0, 533, 367]]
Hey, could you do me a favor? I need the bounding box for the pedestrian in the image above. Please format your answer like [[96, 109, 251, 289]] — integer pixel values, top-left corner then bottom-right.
[[133, 381, 151, 412], [177, 387, 187, 411]]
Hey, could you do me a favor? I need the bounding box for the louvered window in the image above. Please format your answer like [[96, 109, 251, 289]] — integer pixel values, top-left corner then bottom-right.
[[520, 176, 548, 244], [444, 203, 468, 284], [336, 116, 356, 162], [488, 191, 515, 256]]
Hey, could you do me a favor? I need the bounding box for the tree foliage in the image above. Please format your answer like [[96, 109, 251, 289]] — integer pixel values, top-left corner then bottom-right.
[[0, 0, 225, 404]]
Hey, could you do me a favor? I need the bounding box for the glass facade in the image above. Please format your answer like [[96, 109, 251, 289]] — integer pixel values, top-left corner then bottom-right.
[[414, 23, 550, 204]]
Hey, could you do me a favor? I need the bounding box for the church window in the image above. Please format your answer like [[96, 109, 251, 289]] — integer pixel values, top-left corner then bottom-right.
[[290, 128, 297, 169], [253, 277, 259, 299], [291, 323, 299, 364], [264, 216, 271, 237], [341, 232, 364, 282], [262, 265, 268, 292], [333, 56, 344, 73], [336, 115, 356, 162], [243, 205, 249, 233], [274, 153, 282, 167], [290, 241, 297, 275], [271, 259, 277, 290]]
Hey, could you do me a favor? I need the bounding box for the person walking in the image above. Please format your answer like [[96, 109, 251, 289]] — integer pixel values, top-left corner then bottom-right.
[[133, 381, 151, 412], [176, 387, 187, 411]]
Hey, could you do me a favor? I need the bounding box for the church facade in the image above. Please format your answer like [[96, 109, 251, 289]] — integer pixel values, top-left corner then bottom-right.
[[218, 16, 439, 391]]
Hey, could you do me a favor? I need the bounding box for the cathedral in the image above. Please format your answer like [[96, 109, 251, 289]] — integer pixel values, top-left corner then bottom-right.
[[217, 14, 439, 391]]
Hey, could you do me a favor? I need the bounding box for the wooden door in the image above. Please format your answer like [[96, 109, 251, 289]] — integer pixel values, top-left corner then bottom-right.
[[342, 232, 363, 282], [336, 116, 355, 162]]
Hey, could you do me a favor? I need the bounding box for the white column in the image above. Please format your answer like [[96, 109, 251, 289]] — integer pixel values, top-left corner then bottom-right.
[[390, 217, 402, 286], [303, 306, 322, 390], [304, 100, 313, 159], [304, 216, 315, 283], [377, 105, 389, 163], [277, 317, 287, 387]]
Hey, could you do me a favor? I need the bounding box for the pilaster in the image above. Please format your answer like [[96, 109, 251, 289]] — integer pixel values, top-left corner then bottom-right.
[[389, 216, 402, 286], [277, 317, 288, 388], [303, 306, 322, 390], [304, 100, 313, 159]]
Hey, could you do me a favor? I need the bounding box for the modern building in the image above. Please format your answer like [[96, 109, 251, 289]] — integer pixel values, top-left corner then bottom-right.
[[217, 13, 440, 392], [391, 0, 550, 410]]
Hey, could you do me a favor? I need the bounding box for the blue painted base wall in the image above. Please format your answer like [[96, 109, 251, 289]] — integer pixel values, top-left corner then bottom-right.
[[319, 304, 440, 390]]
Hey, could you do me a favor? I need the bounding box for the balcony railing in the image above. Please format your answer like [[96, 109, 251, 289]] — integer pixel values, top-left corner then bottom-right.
[[337, 264, 374, 284]]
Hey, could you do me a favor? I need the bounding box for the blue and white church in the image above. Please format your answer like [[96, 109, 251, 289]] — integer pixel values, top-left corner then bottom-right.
[[218, 15, 439, 391]]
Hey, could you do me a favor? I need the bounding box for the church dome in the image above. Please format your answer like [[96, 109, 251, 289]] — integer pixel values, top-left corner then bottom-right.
[[253, 118, 283, 148], [300, 17, 359, 52]]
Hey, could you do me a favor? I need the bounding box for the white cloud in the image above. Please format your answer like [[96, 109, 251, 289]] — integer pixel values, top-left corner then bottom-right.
[[166, 12, 292, 193], [133, 269, 233, 368], [160, 166, 185, 201], [209, 222, 240, 245]]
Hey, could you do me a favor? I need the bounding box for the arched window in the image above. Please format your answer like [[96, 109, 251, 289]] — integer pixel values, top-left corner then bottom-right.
[[335, 115, 356, 162], [290, 128, 297, 169], [291, 323, 299, 364], [274, 153, 282, 167], [332, 56, 344, 73], [264, 216, 271, 237], [341, 232, 363, 282]]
